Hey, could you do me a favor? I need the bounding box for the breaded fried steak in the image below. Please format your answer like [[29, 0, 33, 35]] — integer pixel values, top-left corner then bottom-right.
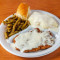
[[11, 28, 55, 53]]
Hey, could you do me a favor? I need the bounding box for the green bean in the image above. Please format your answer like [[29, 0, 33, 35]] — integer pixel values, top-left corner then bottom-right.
[[18, 22, 20, 25], [21, 21, 28, 29], [9, 31, 18, 37], [5, 32, 8, 39], [8, 29, 11, 32], [17, 25, 22, 31], [7, 24, 13, 27], [12, 18, 21, 32], [13, 15, 16, 18], [3, 15, 29, 39], [13, 16, 18, 20]]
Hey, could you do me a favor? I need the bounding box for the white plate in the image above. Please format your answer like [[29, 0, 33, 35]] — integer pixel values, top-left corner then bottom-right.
[[0, 10, 60, 58]]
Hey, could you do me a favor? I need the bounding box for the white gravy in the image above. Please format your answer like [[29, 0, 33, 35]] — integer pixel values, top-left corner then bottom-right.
[[11, 29, 55, 52], [28, 12, 58, 32]]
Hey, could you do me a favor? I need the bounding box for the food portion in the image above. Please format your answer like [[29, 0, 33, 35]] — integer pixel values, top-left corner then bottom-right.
[[11, 28, 55, 53], [3, 2, 59, 40], [16, 3, 30, 20], [3, 15, 29, 39], [28, 12, 58, 32], [3, 3, 31, 39], [2, 2, 59, 53]]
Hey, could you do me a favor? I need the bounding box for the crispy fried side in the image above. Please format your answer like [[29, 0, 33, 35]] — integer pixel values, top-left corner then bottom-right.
[[12, 28, 53, 53], [13, 36, 51, 53], [24, 45, 51, 53]]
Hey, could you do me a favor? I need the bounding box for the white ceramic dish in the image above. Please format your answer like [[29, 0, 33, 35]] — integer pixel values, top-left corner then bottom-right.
[[0, 10, 60, 58]]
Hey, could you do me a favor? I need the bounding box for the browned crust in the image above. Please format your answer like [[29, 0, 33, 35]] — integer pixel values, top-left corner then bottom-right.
[[13, 37, 51, 52], [24, 45, 51, 53], [13, 35, 18, 43], [13, 28, 53, 53], [15, 47, 20, 51], [35, 28, 42, 33], [48, 31, 53, 36], [16, 3, 29, 18]]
